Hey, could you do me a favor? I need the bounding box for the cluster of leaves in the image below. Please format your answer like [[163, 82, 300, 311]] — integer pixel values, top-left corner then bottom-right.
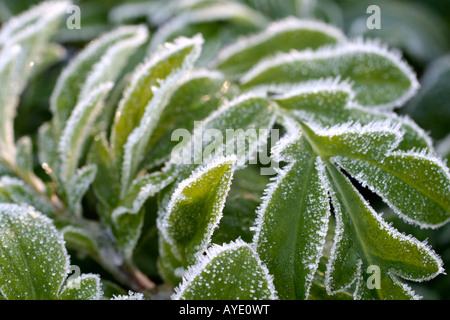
[[0, 0, 449, 300]]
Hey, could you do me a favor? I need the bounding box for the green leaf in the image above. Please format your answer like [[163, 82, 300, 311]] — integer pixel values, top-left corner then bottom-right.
[[112, 208, 145, 262], [158, 156, 236, 280], [50, 25, 148, 132], [28, 43, 66, 78], [0, 203, 69, 299], [335, 151, 450, 228], [58, 274, 103, 300], [253, 134, 330, 299], [0, 176, 55, 217], [271, 79, 433, 151], [88, 135, 151, 260], [301, 120, 450, 227], [60, 225, 99, 256], [213, 166, 268, 244], [111, 35, 204, 159], [37, 121, 61, 184], [307, 282, 353, 300], [0, 203, 103, 300], [67, 164, 97, 215], [216, 17, 345, 77], [142, 70, 230, 169], [159, 93, 277, 237], [300, 120, 402, 161], [167, 93, 277, 171], [242, 40, 419, 109], [88, 141, 174, 261], [324, 164, 444, 299], [87, 133, 121, 215], [110, 290, 144, 300], [0, 1, 68, 161], [113, 35, 203, 194], [172, 240, 278, 300], [0, 1, 67, 51], [110, 1, 158, 25], [111, 169, 176, 222], [58, 82, 113, 186], [15, 136, 33, 175], [148, 1, 267, 64], [0, 49, 19, 162]]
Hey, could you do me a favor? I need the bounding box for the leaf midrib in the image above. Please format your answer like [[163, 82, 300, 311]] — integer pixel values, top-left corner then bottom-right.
[[343, 156, 448, 212], [325, 162, 384, 300]]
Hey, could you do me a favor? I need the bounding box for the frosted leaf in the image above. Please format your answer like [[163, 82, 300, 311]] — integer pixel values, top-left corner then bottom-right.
[[111, 34, 204, 158], [172, 239, 278, 300], [15, 136, 33, 175], [0, 1, 68, 87], [107, 169, 175, 259], [58, 82, 113, 185], [110, 290, 144, 300], [270, 79, 433, 152], [242, 38, 419, 109], [67, 165, 97, 215], [51, 25, 148, 132], [325, 165, 444, 299], [216, 17, 346, 77], [0, 1, 68, 47], [166, 92, 277, 173], [87, 133, 121, 216], [37, 121, 61, 184], [269, 77, 356, 125], [382, 114, 433, 152], [0, 1, 67, 162], [260, 77, 355, 100], [109, 2, 157, 24], [0, 203, 105, 300], [88, 136, 174, 261], [115, 35, 203, 195], [253, 135, 330, 299], [79, 26, 148, 101], [114, 208, 145, 262], [0, 1, 65, 153], [0, 49, 18, 162], [111, 169, 176, 223], [148, 1, 267, 53], [142, 70, 229, 169], [297, 119, 449, 227], [0, 176, 55, 217], [60, 225, 99, 256], [58, 274, 103, 300], [300, 120, 404, 161], [334, 150, 450, 228], [0, 204, 69, 299], [158, 155, 236, 281]]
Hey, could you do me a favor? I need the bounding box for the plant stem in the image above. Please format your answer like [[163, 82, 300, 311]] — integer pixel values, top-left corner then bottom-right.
[[120, 262, 156, 293]]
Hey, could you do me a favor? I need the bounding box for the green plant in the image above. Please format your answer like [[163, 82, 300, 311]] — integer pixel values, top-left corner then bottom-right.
[[0, 1, 449, 300]]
